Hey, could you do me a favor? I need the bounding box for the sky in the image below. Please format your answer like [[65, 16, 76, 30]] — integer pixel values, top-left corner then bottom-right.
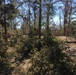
[[53, 0, 76, 27], [11, 0, 63, 28], [53, 0, 76, 26], [14, 0, 76, 28], [53, 1, 64, 26]]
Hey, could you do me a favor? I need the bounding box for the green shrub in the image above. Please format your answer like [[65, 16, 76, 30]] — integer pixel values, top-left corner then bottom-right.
[[28, 36, 75, 75], [0, 44, 13, 75]]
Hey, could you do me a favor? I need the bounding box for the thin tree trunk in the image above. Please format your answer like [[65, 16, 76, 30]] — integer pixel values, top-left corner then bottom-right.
[[59, 8, 62, 35], [68, 0, 72, 37], [64, 1, 68, 36], [38, 0, 42, 51], [28, 6, 31, 38], [46, 7, 50, 34], [34, 8, 36, 26], [4, 0, 7, 41]]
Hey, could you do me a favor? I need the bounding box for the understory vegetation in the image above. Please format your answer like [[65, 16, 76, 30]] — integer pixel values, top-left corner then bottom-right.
[[0, 32, 76, 75], [0, 0, 76, 75]]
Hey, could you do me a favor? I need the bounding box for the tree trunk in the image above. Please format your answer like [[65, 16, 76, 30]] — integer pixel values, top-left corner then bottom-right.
[[68, 0, 72, 37], [34, 7, 36, 26], [46, 7, 50, 34], [59, 8, 62, 35], [38, 0, 42, 51], [4, 0, 7, 41], [28, 6, 31, 38], [64, 1, 68, 36]]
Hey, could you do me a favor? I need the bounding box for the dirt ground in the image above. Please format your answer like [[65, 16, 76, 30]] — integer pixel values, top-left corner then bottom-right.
[[56, 36, 76, 59]]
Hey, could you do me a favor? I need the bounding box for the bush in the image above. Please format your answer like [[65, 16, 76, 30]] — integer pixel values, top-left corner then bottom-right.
[[28, 36, 75, 75], [16, 38, 34, 63], [0, 43, 13, 75]]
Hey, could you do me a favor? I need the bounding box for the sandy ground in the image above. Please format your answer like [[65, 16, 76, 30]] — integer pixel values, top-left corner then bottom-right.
[[56, 36, 76, 42], [56, 36, 76, 58]]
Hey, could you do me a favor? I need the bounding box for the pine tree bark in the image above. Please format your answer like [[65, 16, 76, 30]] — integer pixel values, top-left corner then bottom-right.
[[38, 0, 42, 51], [4, 0, 7, 41], [46, 7, 50, 34], [64, 0, 68, 36]]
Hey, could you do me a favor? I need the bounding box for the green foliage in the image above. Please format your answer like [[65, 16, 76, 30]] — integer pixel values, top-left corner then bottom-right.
[[0, 43, 13, 75], [0, 1, 18, 28], [28, 26, 39, 38], [28, 35, 75, 75], [16, 37, 34, 63], [71, 21, 76, 36]]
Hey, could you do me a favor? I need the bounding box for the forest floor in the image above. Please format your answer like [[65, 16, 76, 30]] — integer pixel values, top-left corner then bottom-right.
[[56, 36, 76, 59]]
